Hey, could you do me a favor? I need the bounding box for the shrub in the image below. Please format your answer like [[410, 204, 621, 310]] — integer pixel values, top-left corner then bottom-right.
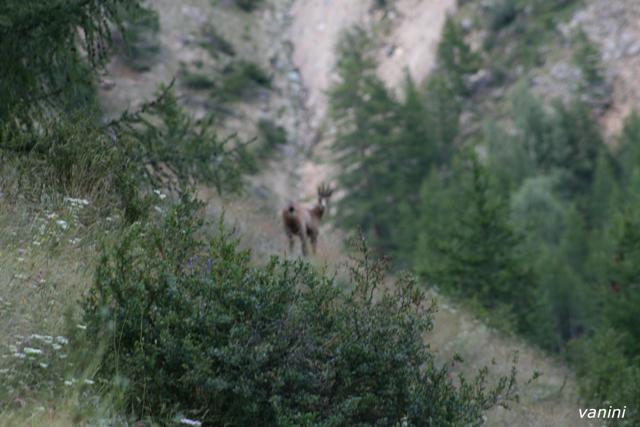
[[200, 24, 236, 57], [217, 61, 271, 102], [488, 0, 518, 32], [235, 0, 263, 12], [256, 119, 287, 161], [183, 72, 217, 90], [117, 4, 161, 71], [82, 197, 518, 425]]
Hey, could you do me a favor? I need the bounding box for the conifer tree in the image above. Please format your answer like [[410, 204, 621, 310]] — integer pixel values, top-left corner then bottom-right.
[[329, 28, 399, 252], [418, 153, 540, 336], [604, 176, 640, 357], [436, 15, 480, 97], [0, 0, 151, 120]]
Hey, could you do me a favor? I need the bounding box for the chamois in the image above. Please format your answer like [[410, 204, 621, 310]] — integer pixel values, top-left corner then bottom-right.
[[282, 183, 333, 256]]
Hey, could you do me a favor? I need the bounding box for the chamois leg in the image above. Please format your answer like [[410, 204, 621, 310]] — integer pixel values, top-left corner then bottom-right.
[[299, 234, 309, 257], [308, 229, 318, 254], [286, 230, 295, 252]]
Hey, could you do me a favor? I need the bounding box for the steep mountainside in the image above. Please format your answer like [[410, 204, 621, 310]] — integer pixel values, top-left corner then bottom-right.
[[97, 0, 640, 425]]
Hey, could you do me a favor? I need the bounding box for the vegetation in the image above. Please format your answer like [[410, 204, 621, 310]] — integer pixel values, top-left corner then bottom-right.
[[327, 11, 640, 425], [80, 197, 518, 425], [4, 0, 640, 424]]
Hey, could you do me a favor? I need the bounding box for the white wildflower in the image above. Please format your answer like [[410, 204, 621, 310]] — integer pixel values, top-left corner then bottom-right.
[[55, 336, 69, 345], [63, 197, 90, 206], [64, 380, 74, 386], [39, 363, 48, 369], [52, 344, 62, 351], [69, 238, 81, 245], [13, 353, 26, 359], [154, 205, 164, 214], [17, 257, 24, 263], [84, 379, 95, 385], [33, 240, 42, 246], [14, 273, 28, 280], [59, 354, 68, 359], [76, 324, 87, 330], [56, 219, 69, 230], [24, 347, 43, 355], [180, 418, 202, 426], [46, 212, 58, 220], [31, 334, 53, 344], [0, 368, 9, 374], [153, 189, 167, 200]]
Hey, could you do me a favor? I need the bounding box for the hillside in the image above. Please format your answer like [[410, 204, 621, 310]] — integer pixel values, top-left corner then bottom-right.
[[3, 0, 640, 424], [104, 0, 597, 425]]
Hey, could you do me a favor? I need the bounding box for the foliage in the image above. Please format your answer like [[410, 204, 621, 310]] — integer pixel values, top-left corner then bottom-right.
[[573, 29, 608, 105], [116, 4, 161, 72], [510, 87, 605, 200], [200, 23, 236, 57], [256, 119, 287, 161], [488, 0, 518, 31], [417, 154, 542, 338], [329, 28, 399, 252], [330, 30, 459, 257], [1, 84, 253, 221], [235, 0, 263, 12], [571, 330, 640, 426], [0, 0, 150, 121], [81, 197, 518, 425], [436, 16, 480, 96], [216, 61, 271, 102]]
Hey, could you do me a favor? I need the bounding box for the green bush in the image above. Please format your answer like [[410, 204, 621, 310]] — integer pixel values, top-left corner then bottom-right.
[[82, 197, 518, 425], [488, 0, 518, 32], [117, 4, 161, 71], [183, 72, 217, 90], [256, 119, 287, 162], [200, 24, 236, 57], [217, 61, 271, 102], [235, 0, 263, 12]]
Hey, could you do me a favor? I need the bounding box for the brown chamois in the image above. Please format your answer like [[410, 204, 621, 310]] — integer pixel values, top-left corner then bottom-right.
[[282, 183, 333, 256]]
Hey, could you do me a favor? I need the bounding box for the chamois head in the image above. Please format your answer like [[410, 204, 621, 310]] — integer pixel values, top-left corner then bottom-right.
[[317, 182, 334, 199]]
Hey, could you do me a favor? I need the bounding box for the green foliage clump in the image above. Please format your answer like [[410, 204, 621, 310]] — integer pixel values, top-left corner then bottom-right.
[[0, 0, 154, 121], [82, 197, 518, 425], [216, 61, 271, 102], [437, 16, 481, 96], [573, 29, 608, 105], [183, 72, 217, 90], [235, 0, 263, 12], [1, 84, 253, 221], [256, 119, 287, 161], [200, 24, 236, 57], [329, 29, 460, 257], [416, 154, 544, 339], [116, 4, 161, 71], [488, 0, 518, 31]]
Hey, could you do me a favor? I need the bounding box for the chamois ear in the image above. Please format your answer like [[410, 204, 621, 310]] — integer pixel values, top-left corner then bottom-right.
[[317, 182, 334, 199]]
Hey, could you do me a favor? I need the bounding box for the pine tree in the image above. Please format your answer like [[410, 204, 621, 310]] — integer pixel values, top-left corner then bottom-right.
[[0, 0, 151, 120], [329, 28, 399, 252], [604, 175, 640, 357], [436, 15, 480, 97], [418, 153, 539, 335], [551, 100, 604, 199]]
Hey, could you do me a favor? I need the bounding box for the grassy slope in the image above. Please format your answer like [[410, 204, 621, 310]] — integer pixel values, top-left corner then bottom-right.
[[0, 0, 600, 425]]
